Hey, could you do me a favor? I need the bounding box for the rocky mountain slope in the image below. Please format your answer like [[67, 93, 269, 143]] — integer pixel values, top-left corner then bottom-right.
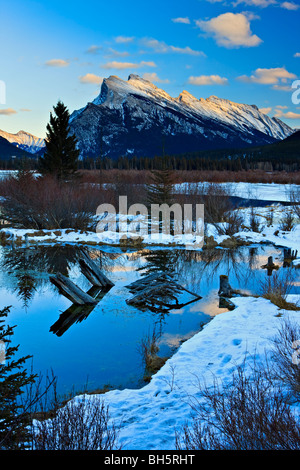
[[0, 129, 45, 154], [69, 74, 293, 159], [0, 136, 32, 160]]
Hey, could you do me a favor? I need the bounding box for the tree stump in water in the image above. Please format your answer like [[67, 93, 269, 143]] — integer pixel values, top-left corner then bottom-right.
[[218, 275, 235, 298], [261, 256, 279, 275], [283, 248, 298, 267]]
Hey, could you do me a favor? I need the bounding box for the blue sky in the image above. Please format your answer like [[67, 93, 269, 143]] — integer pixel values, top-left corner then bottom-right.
[[0, 0, 299, 137]]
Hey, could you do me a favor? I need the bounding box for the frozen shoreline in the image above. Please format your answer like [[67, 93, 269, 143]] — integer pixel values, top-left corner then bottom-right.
[[70, 295, 300, 450]]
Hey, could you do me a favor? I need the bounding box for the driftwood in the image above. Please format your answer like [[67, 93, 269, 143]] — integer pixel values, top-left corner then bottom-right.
[[79, 250, 114, 289], [126, 272, 202, 312], [50, 286, 109, 336], [50, 272, 98, 305], [126, 272, 174, 292]]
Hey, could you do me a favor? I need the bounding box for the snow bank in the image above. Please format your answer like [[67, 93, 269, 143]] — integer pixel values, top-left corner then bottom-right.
[[75, 295, 300, 450]]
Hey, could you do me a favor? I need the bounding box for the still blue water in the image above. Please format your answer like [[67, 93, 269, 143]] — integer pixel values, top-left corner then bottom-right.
[[0, 243, 298, 398]]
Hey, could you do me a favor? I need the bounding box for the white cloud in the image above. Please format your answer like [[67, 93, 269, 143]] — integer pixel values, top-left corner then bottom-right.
[[196, 12, 262, 48], [142, 38, 205, 56], [272, 84, 295, 91], [86, 45, 102, 54], [259, 106, 272, 114], [142, 72, 170, 84], [237, 67, 296, 87], [233, 0, 276, 7], [171, 17, 191, 24], [274, 109, 300, 119], [280, 1, 299, 9], [105, 48, 130, 58], [0, 108, 17, 115], [114, 36, 135, 44], [45, 59, 70, 67], [79, 73, 103, 85], [294, 52, 300, 57], [140, 61, 157, 67], [101, 60, 156, 70], [209, 0, 299, 8], [188, 74, 228, 85]]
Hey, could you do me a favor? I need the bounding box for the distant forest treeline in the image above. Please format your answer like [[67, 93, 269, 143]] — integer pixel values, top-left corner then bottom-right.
[[1, 135, 299, 172]]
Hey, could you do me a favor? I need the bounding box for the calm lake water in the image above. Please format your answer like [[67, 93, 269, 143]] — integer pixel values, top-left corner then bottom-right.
[[0, 242, 298, 398]]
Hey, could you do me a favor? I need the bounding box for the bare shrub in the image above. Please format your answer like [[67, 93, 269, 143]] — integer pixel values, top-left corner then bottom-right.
[[216, 211, 244, 236], [175, 362, 300, 450], [272, 318, 300, 398], [197, 183, 234, 226], [139, 328, 167, 376], [31, 394, 122, 450], [289, 186, 300, 219], [0, 173, 108, 230], [249, 206, 261, 232], [258, 269, 299, 311], [279, 210, 295, 231]]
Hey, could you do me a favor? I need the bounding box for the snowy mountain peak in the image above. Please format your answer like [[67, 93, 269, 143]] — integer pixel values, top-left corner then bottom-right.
[[177, 90, 198, 104], [0, 129, 45, 154], [69, 74, 294, 159]]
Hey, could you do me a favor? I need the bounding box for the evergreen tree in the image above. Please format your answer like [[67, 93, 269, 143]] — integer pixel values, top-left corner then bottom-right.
[[0, 306, 37, 449], [146, 169, 176, 236], [146, 168, 175, 207], [39, 100, 80, 180]]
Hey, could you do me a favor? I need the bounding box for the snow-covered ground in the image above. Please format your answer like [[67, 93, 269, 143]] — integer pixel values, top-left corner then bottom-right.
[[82, 295, 299, 450]]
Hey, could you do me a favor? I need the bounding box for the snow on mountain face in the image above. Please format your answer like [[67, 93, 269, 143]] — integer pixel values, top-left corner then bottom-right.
[[0, 129, 45, 154], [69, 74, 293, 159]]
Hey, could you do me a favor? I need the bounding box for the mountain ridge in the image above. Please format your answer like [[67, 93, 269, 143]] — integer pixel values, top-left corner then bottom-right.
[[69, 74, 293, 159], [0, 74, 294, 160], [0, 129, 45, 154]]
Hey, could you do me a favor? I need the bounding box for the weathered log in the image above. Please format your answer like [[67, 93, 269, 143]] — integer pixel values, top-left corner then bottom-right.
[[50, 272, 98, 305], [126, 276, 201, 313], [126, 272, 173, 292], [79, 251, 114, 289], [127, 282, 180, 306], [50, 286, 108, 336]]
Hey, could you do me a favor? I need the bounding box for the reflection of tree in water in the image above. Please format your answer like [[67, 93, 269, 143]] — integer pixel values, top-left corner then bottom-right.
[[1, 245, 86, 309], [139, 249, 179, 277], [0, 244, 119, 310], [248, 246, 258, 271], [1, 248, 38, 309], [172, 246, 262, 293], [16, 272, 36, 310], [2, 244, 80, 275]]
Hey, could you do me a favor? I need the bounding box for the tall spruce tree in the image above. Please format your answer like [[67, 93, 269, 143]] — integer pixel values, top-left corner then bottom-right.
[[0, 306, 37, 449], [146, 168, 175, 207], [39, 100, 80, 180]]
